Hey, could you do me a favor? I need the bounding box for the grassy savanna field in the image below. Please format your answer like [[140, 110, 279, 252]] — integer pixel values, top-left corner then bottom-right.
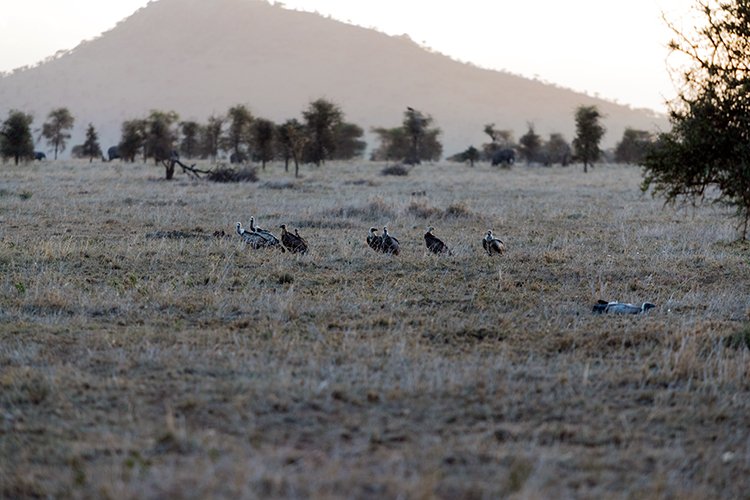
[[1, 158, 749, 498]]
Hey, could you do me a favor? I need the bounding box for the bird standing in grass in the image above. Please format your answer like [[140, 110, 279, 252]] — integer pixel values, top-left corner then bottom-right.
[[424, 226, 451, 255], [294, 228, 308, 248], [236, 221, 269, 249], [381, 226, 400, 255], [249, 216, 284, 251], [367, 227, 383, 253], [280, 224, 308, 254], [482, 230, 505, 256]]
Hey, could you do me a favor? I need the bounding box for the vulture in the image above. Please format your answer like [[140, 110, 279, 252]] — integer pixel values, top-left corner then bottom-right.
[[294, 228, 308, 247], [280, 224, 309, 254], [236, 222, 269, 249], [381, 226, 400, 255], [249, 217, 285, 252], [482, 230, 506, 256], [424, 227, 451, 255], [592, 300, 656, 315], [367, 227, 383, 253]]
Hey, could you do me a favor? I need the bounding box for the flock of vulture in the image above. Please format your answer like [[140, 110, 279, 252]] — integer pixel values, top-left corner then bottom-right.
[[235, 217, 507, 257], [233, 217, 654, 314], [235, 218, 308, 254]]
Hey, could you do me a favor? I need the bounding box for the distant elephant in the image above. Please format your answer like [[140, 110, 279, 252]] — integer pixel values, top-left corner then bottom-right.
[[491, 148, 515, 166], [34, 151, 46, 161], [107, 146, 120, 161]]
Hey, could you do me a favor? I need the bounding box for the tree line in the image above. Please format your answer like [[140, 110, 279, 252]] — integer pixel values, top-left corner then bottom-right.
[[2, 98, 654, 172], [450, 106, 653, 170], [113, 99, 368, 178], [0, 98, 443, 176]]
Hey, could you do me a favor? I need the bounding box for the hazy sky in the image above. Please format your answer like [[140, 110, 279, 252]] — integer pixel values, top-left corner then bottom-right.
[[0, 0, 694, 112]]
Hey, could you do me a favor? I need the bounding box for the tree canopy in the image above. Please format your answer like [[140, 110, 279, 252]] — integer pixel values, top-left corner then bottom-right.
[[40, 108, 74, 160], [615, 128, 653, 164], [118, 119, 147, 162], [277, 119, 307, 178], [572, 105, 605, 172], [402, 107, 442, 164], [303, 98, 343, 166], [1, 110, 35, 165], [202, 115, 224, 162], [179, 121, 201, 159], [81, 123, 102, 162], [145, 110, 179, 163], [225, 105, 253, 162], [643, 0, 750, 239], [519, 123, 542, 164], [371, 108, 442, 164], [251, 118, 276, 169]]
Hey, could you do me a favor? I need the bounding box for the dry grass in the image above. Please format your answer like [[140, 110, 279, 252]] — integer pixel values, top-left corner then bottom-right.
[[1, 159, 749, 498]]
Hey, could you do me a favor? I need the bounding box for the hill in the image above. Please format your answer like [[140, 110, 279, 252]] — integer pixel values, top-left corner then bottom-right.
[[0, 0, 668, 157]]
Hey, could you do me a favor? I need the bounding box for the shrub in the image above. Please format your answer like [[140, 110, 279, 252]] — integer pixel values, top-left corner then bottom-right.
[[444, 202, 472, 218], [207, 165, 258, 183], [407, 200, 473, 219], [723, 326, 750, 350], [407, 200, 441, 219], [381, 164, 409, 176], [328, 196, 397, 220]]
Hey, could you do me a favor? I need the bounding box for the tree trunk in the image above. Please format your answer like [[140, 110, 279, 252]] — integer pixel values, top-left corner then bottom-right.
[[165, 159, 175, 180]]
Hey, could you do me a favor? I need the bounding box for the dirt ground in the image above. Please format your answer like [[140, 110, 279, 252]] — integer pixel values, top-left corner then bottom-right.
[[1, 159, 749, 498]]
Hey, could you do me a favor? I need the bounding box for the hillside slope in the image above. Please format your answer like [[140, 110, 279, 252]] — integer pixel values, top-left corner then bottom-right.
[[0, 0, 668, 156]]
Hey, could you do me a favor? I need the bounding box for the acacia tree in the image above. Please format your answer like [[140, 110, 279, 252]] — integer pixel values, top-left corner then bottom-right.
[[332, 122, 366, 160], [449, 145, 480, 166], [81, 123, 102, 162], [201, 115, 224, 162], [543, 133, 571, 166], [482, 124, 515, 161], [0, 110, 34, 164], [643, 0, 750, 238], [370, 127, 408, 162], [572, 105, 605, 172], [519, 123, 542, 164], [225, 105, 253, 163], [483, 124, 514, 148], [118, 119, 147, 162], [303, 98, 343, 166], [41, 107, 74, 159], [615, 128, 653, 164], [277, 119, 308, 178], [403, 107, 444, 164], [251, 118, 276, 169], [179, 121, 200, 159], [145, 110, 179, 165], [276, 120, 294, 172]]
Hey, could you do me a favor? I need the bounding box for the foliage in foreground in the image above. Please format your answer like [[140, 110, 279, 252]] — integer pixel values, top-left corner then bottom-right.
[[643, 0, 750, 239]]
